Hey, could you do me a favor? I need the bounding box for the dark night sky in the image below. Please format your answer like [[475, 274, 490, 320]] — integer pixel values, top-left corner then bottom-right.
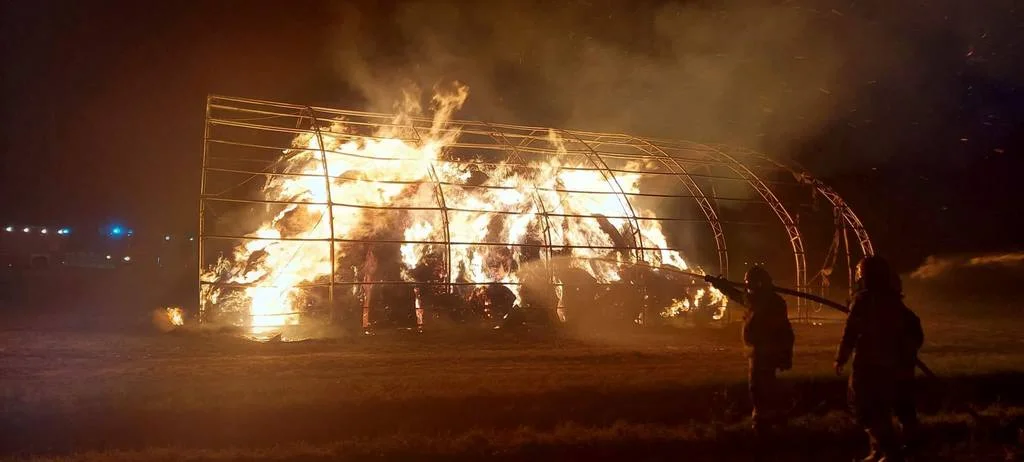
[[2, 0, 1023, 271]]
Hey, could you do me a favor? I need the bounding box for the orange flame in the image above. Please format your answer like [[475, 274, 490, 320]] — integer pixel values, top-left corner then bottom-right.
[[202, 83, 724, 338], [166, 307, 184, 327]]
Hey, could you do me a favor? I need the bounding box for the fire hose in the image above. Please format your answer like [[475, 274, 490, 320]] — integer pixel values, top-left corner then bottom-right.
[[678, 271, 1009, 427], [557, 257, 938, 378], [575, 258, 938, 379], [666, 269, 937, 379], [579, 258, 987, 423]]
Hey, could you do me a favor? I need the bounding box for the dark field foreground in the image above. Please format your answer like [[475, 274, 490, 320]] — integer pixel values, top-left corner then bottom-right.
[[3, 318, 1024, 461]]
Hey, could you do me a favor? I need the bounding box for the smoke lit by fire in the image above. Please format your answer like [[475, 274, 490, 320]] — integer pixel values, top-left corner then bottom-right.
[[201, 84, 724, 338]]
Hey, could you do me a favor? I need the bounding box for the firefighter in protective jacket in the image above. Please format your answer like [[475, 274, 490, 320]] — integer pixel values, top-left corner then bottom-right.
[[835, 255, 924, 462], [706, 266, 795, 434]]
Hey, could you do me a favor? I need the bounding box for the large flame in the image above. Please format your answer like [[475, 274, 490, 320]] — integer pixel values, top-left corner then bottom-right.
[[202, 84, 725, 338]]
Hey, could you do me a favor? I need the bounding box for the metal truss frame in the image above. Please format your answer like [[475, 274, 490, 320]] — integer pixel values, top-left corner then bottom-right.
[[199, 95, 873, 323]]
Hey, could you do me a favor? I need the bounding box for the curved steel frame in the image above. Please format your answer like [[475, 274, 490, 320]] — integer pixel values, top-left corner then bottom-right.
[[199, 95, 873, 323], [627, 136, 729, 277], [729, 145, 875, 304], [705, 144, 808, 312], [729, 146, 874, 259], [304, 107, 337, 312], [406, 124, 455, 290], [561, 130, 649, 262], [482, 125, 557, 285]]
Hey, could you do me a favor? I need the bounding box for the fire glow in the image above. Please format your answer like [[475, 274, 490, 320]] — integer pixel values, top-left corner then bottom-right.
[[201, 84, 725, 338], [166, 307, 184, 327]]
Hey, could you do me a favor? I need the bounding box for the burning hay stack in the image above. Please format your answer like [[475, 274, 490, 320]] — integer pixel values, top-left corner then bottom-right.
[[153, 307, 185, 333], [199, 84, 726, 340]]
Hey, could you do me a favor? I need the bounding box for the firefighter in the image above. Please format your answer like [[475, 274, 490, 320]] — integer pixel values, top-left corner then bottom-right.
[[834, 255, 924, 462], [706, 266, 795, 434]]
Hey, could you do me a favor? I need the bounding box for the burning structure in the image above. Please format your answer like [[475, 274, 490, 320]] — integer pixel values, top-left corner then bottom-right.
[[199, 86, 872, 339]]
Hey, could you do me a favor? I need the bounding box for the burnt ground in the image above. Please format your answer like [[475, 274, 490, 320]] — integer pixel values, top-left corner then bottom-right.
[[2, 315, 1024, 461]]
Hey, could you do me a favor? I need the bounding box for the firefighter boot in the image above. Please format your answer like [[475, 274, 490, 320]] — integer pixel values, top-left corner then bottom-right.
[[859, 429, 883, 462], [875, 428, 906, 462]]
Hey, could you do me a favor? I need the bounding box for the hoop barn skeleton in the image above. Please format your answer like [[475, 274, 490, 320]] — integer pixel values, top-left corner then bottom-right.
[[198, 94, 873, 332]]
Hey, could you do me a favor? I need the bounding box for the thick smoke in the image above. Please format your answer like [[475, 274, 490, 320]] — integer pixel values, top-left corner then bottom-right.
[[326, 0, 1017, 165], [325, 0, 862, 274], [320, 0, 1019, 277], [329, 0, 851, 155]]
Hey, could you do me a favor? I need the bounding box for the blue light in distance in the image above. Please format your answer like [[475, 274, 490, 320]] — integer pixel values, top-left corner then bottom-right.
[[110, 226, 124, 236]]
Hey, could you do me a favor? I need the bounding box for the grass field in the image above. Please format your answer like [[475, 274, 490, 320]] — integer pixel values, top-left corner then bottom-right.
[[3, 316, 1024, 461]]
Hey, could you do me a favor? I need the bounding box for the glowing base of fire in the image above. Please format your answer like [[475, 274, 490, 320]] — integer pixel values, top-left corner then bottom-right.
[[166, 307, 185, 326], [153, 306, 185, 334], [247, 311, 301, 341]]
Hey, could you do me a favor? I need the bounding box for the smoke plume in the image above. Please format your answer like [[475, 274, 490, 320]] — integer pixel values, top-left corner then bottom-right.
[[318, 0, 1020, 278], [324, 0, 1017, 168], [329, 0, 849, 154]]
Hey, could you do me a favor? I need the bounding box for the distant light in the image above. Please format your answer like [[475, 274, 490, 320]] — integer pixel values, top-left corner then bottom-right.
[[22, 227, 30, 233], [164, 235, 171, 241], [4, 226, 12, 232], [105, 255, 112, 260], [40, 228, 48, 234], [123, 256, 131, 262], [57, 228, 70, 235], [110, 226, 123, 236], [189, 237, 194, 241]]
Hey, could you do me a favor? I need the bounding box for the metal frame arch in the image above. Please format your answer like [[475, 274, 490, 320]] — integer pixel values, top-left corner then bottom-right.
[[725, 146, 876, 308], [626, 136, 729, 277], [700, 144, 808, 310], [202, 94, 880, 330], [198, 96, 212, 322], [733, 147, 875, 258], [794, 173, 874, 258], [406, 125, 454, 292], [557, 129, 648, 263], [481, 124, 557, 278], [304, 106, 337, 310]]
